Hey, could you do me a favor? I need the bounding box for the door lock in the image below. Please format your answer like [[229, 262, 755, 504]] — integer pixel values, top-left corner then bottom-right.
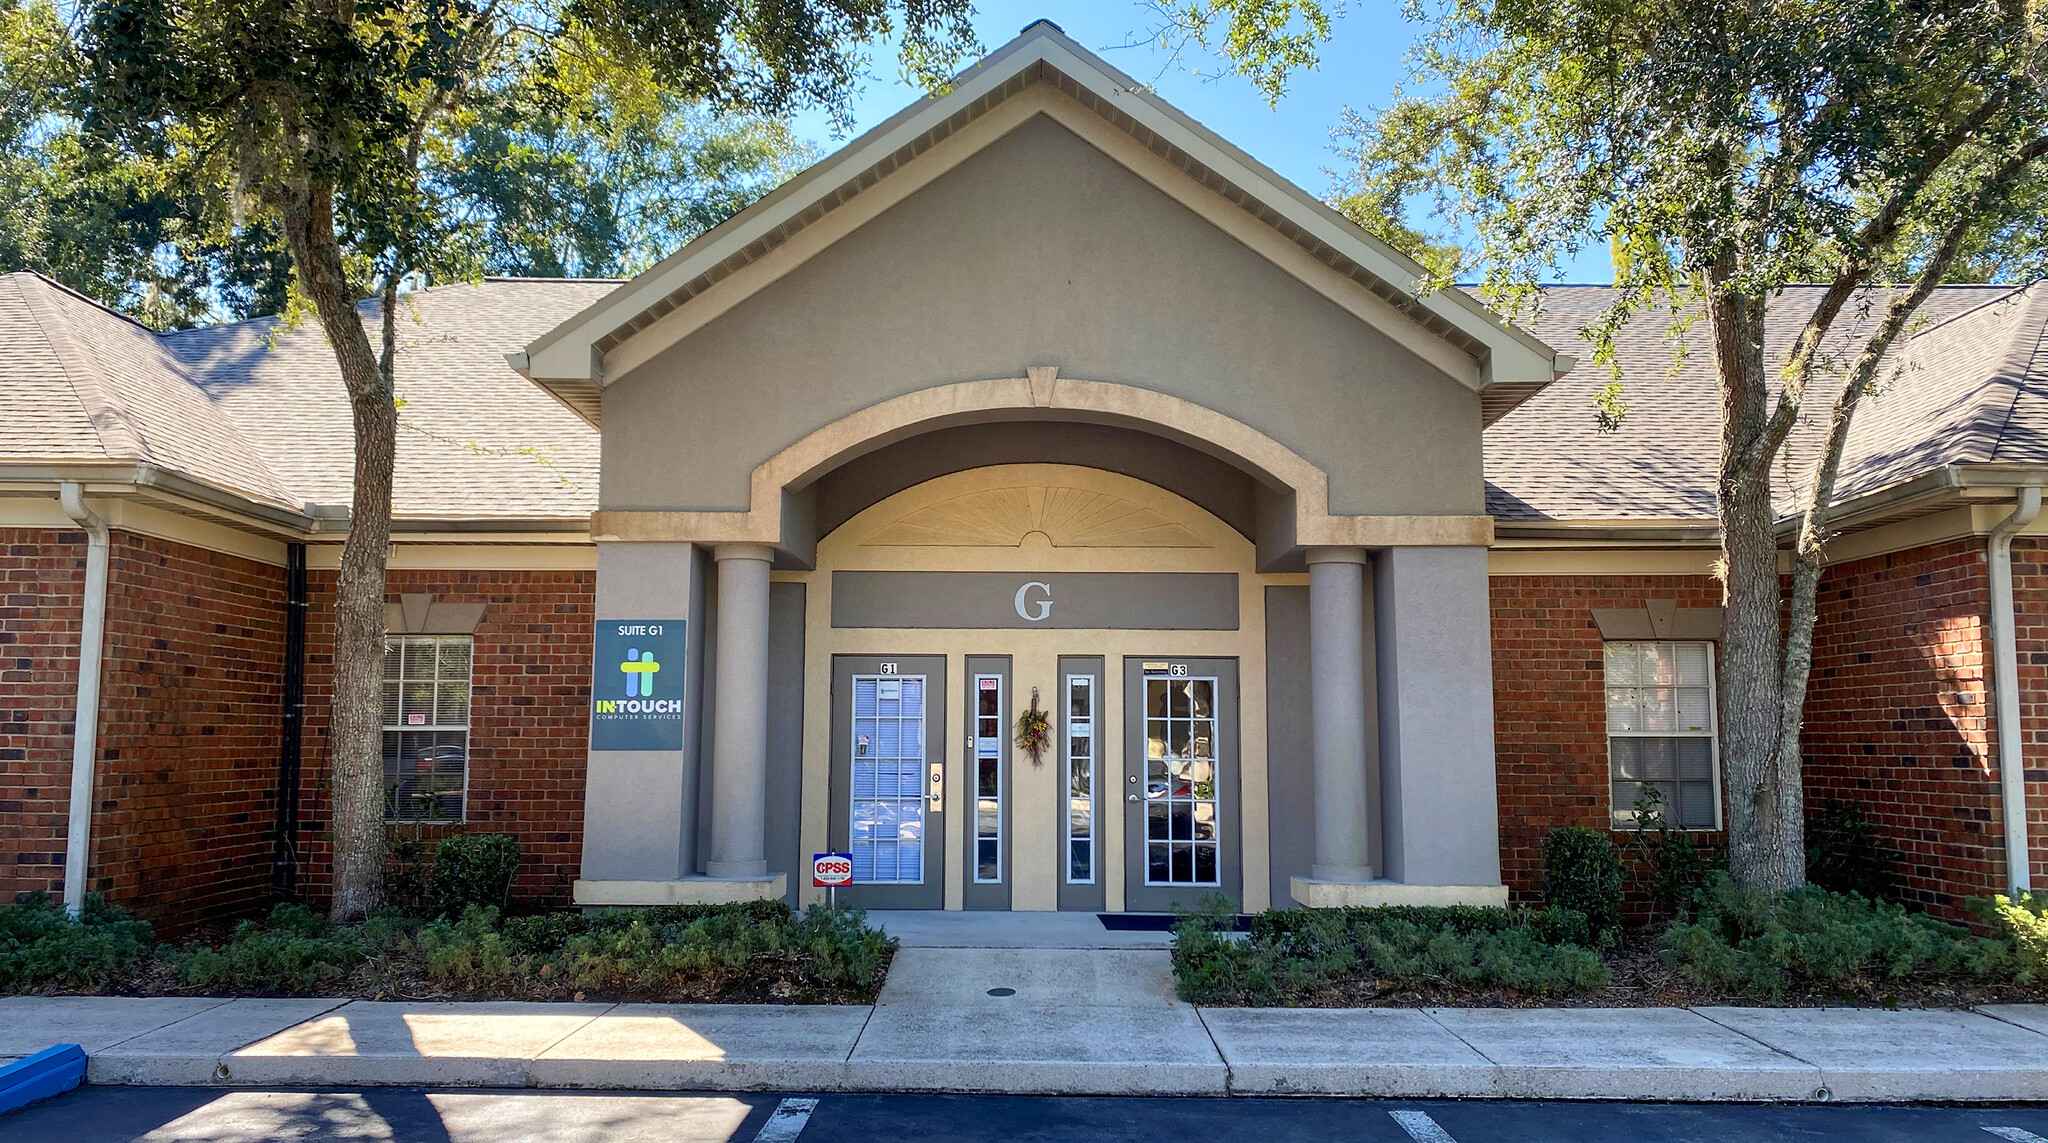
[[929, 762, 944, 810], [1127, 793, 1140, 803]]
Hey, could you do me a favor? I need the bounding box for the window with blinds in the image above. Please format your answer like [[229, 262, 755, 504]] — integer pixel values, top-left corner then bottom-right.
[[382, 635, 472, 822], [1605, 640, 1719, 830]]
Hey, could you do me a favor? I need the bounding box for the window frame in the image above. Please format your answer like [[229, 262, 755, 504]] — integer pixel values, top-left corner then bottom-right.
[[1604, 639, 1722, 832], [1064, 672, 1096, 886], [382, 633, 474, 824]]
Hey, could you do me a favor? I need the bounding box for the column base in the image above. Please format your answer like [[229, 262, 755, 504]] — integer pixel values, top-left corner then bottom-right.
[[1289, 876, 1508, 909], [573, 874, 787, 908]]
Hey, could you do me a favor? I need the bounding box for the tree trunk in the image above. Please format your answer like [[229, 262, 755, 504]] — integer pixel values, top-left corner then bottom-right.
[[1709, 273, 1805, 890], [276, 181, 396, 922]]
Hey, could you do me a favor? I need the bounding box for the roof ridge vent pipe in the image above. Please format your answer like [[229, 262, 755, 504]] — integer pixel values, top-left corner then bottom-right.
[[1989, 484, 2043, 898], [57, 482, 110, 918]]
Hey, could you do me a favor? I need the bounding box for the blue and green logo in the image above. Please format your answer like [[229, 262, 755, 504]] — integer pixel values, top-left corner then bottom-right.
[[591, 621, 685, 750], [621, 647, 660, 696]]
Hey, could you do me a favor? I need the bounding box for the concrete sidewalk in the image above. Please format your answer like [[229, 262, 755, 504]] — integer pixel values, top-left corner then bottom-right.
[[5, 950, 2048, 1101]]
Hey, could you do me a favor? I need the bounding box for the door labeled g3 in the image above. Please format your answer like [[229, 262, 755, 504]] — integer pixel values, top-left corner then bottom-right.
[[1123, 657, 1240, 912], [830, 655, 946, 910]]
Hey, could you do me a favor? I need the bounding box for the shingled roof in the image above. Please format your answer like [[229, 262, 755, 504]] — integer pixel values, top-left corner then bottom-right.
[[1483, 282, 2041, 523], [2, 269, 2044, 533]]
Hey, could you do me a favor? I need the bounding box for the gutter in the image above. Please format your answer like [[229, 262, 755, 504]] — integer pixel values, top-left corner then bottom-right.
[[1988, 485, 2043, 897], [272, 543, 309, 899], [57, 482, 110, 918]]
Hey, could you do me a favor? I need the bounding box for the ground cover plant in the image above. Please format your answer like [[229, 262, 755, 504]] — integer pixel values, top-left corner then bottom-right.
[[2, 892, 894, 1004], [1172, 897, 1611, 1006]]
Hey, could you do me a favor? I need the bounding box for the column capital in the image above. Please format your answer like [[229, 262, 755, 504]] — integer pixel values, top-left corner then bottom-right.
[[1304, 545, 1369, 566], [712, 542, 776, 565]]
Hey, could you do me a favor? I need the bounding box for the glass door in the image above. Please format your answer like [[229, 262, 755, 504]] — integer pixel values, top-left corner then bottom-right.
[[829, 654, 946, 909], [1123, 657, 1240, 912]]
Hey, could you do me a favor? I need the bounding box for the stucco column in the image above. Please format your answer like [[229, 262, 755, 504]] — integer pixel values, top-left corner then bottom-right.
[[1308, 546, 1373, 882], [707, 543, 774, 878]]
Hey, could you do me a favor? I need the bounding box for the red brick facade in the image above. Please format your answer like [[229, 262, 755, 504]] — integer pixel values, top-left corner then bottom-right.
[[291, 567, 596, 909], [1801, 540, 2002, 917], [0, 528, 87, 904], [1, 527, 595, 931], [90, 533, 287, 932], [1489, 573, 1726, 903]]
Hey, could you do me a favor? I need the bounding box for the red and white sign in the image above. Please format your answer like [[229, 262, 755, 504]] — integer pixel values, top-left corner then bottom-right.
[[812, 853, 853, 887]]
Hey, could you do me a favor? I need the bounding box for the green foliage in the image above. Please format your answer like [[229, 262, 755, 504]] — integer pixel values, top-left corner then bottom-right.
[[411, 899, 894, 998], [1544, 826, 1624, 939], [172, 904, 369, 993], [1667, 874, 2016, 1000], [1805, 799, 1901, 902], [385, 831, 432, 914], [1970, 891, 2048, 982], [0, 891, 154, 992], [1173, 902, 1609, 1005], [1626, 785, 1713, 921], [431, 833, 522, 915]]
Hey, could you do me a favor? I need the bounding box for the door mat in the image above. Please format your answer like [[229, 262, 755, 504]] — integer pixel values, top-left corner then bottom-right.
[[1097, 913, 1253, 932]]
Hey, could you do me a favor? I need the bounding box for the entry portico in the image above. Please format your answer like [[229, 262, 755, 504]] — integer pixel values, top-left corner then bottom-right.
[[521, 21, 1571, 912]]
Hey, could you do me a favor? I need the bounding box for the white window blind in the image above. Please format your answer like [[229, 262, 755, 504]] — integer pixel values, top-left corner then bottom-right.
[[1605, 640, 1719, 830]]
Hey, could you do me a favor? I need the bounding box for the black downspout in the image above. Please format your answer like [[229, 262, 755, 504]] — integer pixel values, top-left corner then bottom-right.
[[273, 542, 308, 899]]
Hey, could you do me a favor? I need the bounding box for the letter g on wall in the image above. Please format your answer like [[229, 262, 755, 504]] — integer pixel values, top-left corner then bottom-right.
[[1014, 581, 1053, 622]]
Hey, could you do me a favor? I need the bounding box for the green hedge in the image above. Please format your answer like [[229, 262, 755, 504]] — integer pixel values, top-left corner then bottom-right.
[[1665, 874, 2021, 999], [0, 892, 153, 991], [1173, 900, 1609, 1005]]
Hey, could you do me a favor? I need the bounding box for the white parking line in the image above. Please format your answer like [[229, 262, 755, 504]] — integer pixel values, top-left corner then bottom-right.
[[1390, 1108, 1459, 1143], [754, 1097, 820, 1143], [1984, 1128, 2048, 1143]]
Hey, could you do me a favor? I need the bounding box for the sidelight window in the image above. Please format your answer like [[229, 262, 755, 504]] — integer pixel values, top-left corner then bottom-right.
[[1605, 640, 1720, 830], [383, 635, 471, 822], [1065, 674, 1095, 884], [974, 674, 1004, 883]]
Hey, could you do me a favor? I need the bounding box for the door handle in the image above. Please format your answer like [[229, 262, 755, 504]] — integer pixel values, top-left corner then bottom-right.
[[929, 762, 944, 810], [1126, 793, 1140, 803]]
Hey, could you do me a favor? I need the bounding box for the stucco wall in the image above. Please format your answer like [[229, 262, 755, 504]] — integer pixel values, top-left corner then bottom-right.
[[603, 114, 1483, 519]]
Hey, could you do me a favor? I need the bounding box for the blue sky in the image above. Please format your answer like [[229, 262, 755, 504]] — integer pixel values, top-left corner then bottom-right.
[[787, 1, 1615, 283]]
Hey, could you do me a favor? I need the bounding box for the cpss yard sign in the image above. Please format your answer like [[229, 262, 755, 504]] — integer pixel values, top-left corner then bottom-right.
[[590, 620, 686, 750], [812, 853, 853, 887]]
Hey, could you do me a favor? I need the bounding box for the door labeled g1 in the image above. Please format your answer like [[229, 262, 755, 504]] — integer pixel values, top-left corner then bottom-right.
[[829, 655, 946, 910], [1123, 657, 1241, 913]]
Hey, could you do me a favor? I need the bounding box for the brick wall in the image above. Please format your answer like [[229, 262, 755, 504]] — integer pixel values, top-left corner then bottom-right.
[[0, 528, 87, 904], [91, 533, 286, 932], [292, 567, 595, 909], [1801, 539, 2001, 918], [1489, 573, 1726, 903]]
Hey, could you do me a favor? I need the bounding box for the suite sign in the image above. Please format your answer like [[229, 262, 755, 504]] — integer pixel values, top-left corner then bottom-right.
[[830, 572, 1238, 630], [590, 620, 686, 750]]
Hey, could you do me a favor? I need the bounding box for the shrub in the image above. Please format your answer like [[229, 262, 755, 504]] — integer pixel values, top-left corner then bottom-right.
[[1970, 891, 2048, 983], [385, 832, 432, 914], [414, 899, 896, 999], [1666, 873, 2013, 999], [0, 891, 153, 992], [1805, 799, 1900, 902], [1625, 785, 1714, 920], [1173, 902, 1609, 1005], [172, 904, 369, 993], [1544, 826, 1625, 939], [432, 833, 522, 915]]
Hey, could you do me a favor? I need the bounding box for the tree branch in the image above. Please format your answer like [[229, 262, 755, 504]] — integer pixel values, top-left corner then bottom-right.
[[1740, 89, 2016, 472]]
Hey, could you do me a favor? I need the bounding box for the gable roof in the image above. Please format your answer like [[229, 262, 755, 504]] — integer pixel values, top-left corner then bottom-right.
[[0, 271, 301, 509], [1484, 282, 2039, 524], [513, 20, 1568, 427]]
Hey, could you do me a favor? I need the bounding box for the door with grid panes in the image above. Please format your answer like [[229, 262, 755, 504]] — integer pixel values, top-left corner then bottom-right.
[[1122, 657, 1241, 912], [828, 655, 947, 909]]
